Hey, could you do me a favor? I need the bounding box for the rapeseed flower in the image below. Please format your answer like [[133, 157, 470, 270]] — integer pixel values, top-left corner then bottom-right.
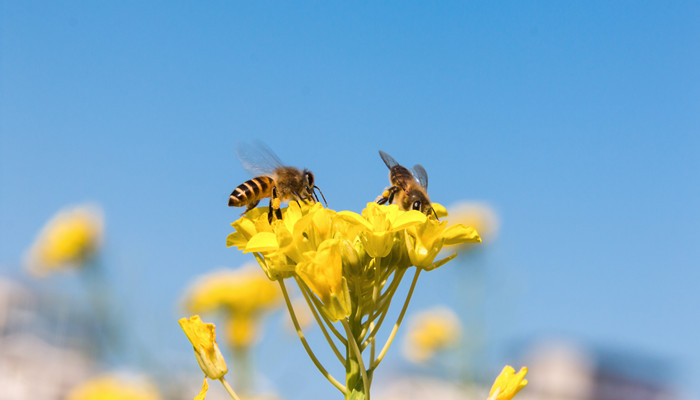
[[66, 373, 161, 400], [487, 365, 528, 400], [402, 306, 461, 363], [24, 204, 103, 276], [227, 201, 480, 398]]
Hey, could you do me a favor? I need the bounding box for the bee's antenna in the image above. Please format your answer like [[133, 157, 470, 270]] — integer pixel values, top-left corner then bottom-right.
[[314, 186, 328, 206]]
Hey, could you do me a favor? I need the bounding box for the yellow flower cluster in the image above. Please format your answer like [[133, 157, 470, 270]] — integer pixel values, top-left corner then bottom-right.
[[182, 266, 282, 349], [227, 202, 480, 323], [24, 204, 103, 276], [67, 374, 161, 400], [402, 306, 461, 363], [487, 365, 528, 400]]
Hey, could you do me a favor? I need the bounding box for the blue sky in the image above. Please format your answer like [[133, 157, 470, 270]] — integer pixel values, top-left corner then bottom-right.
[[1, 1, 699, 398]]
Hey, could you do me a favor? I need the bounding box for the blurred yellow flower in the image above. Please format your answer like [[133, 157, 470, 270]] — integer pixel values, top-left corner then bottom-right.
[[24, 204, 104, 276], [183, 266, 281, 315], [225, 314, 260, 349], [487, 365, 528, 400], [66, 373, 161, 400], [402, 306, 461, 363], [182, 266, 282, 349], [448, 201, 500, 244], [179, 315, 228, 380]]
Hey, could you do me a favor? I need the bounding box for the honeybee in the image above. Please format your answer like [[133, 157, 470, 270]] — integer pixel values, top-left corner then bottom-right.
[[229, 143, 326, 222], [376, 150, 437, 219]]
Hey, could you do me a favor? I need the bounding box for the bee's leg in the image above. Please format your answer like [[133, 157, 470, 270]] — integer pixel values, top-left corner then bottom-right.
[[388, 186, 401, 204], [242, 200, 260, 215], [267, 199, 275, 224], [291, 191, 304, 207], [377, 186, 399, 205], [268, 186, 282, 223]]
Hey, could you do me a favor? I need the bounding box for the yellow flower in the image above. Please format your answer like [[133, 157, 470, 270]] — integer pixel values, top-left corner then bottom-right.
[[183, 266, 281, 315], [295, 238, 351, 322], [179, 315, 228, 379], [402, 306, 461, 363], [24, 204, 103, 276], [228, 202, 480, 308], [487, 365, 528, 400], [227, 202, 317, 280], [405, 217, 480, 270], [225, 314, 260, 349], [66, 373, 161, 400], [448, 201, 500, 244], [337, 202, 425, 258], [182, 266, 282, 349]]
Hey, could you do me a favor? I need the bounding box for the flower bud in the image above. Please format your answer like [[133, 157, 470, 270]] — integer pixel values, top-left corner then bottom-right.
[[179, 315, 228, 379]]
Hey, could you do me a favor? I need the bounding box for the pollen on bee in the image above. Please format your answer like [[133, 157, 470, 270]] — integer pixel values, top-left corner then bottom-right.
[[272, 198, 281, 210]]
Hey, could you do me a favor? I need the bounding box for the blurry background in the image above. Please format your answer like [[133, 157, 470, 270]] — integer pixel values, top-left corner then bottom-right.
[[1, 1, 698, 399]]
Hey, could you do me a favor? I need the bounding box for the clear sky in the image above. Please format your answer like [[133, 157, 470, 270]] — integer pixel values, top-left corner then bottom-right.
[[1, 1, 699, 399]]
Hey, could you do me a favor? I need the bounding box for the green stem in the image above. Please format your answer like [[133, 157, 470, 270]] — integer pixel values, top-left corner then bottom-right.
[[219, 377, 242, 400], [232, 346, 252, 395], [296, 277, 348, 346], [278, 279, 348, 395], [342, 319, 371, 400], [295, 276, 347, 365], [361, 269, 406, 350], [369, 268, 405, 321], [370, 268, 421, 370]]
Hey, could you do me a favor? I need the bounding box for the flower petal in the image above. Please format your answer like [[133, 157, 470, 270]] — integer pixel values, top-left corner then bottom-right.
[[392, 210, 427, 230], [336, 210, 374, 231], [488, 365, 528, 400], [442, 224, 481, 245], [194, 378, 208, 400], [244, 232, 279, 253], [431, 202, 449, 218]]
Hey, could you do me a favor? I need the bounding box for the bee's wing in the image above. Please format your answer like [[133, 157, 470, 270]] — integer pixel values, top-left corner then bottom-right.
[[379, 150, 399, 169], [412, 164, 429, 189], [235, 141, 284, 177]]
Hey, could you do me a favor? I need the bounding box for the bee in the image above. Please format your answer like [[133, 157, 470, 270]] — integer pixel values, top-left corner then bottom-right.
[[229, 143, 326, 222], [376, 150, 438, 219]]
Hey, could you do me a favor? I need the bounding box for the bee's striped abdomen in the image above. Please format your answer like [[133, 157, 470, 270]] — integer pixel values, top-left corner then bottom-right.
[[229, 176, 274, 207]]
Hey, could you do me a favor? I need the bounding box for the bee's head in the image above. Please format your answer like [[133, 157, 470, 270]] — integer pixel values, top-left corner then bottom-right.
[[408, 191, 436, 218], [303, 169, 314, 189], [303, 169, 327, 207]]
